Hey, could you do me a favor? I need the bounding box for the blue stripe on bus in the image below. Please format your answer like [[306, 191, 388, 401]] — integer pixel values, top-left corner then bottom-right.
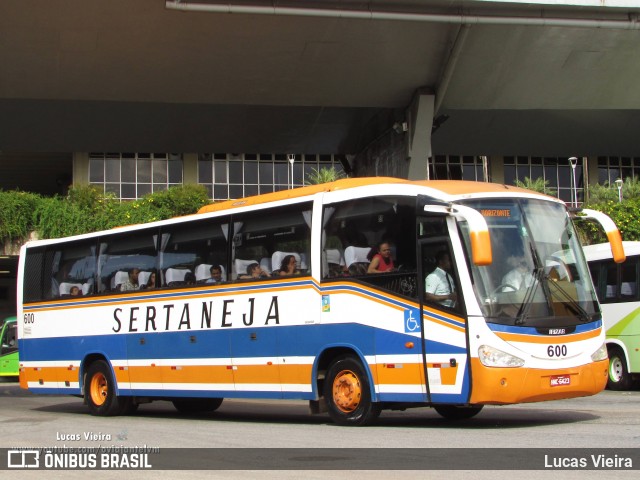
[[20, 323, 464, 362]]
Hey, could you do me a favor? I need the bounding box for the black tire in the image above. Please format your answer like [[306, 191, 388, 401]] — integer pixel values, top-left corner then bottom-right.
[[324, 355, 380, 426], [433, 404, 483, 420], [607, 347, 631, 391], [172, 398, 224, 414], [85, 360, 129, 416]]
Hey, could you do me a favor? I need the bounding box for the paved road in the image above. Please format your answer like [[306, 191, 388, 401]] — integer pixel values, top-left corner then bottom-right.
[[1, 379, 639, 479]]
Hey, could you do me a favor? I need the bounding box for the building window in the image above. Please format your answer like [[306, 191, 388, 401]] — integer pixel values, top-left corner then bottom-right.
[[598, 156, 640, 184], [503, 156, 583, 204], [198, 153, 345, 200], [429, 156, 488, 182], [89, 153, 183, 200]]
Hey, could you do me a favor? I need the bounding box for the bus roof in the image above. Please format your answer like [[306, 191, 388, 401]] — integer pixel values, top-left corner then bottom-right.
[[197, 177, 549, 215], [583, 241, 640, 261]]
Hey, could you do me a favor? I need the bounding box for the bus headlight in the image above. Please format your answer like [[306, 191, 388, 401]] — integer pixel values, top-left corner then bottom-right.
[[478, 345, 524, 368], [591, 343, 608, 362]]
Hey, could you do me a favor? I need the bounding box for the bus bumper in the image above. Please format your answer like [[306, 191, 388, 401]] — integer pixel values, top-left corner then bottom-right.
[[469, 358, 609, 404]]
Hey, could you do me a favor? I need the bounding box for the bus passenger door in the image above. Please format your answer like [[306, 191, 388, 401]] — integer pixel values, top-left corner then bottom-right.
[[418, 227, 471, 405]]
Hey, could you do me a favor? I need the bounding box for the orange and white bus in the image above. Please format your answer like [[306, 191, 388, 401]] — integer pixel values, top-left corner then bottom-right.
[[17, 178, 624, 425]]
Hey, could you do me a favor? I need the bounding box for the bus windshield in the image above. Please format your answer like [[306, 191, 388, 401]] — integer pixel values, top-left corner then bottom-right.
[[459, 198, 599, 327]]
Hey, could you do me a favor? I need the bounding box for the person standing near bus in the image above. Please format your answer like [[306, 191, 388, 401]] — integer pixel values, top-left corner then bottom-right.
[[367, 242, 394, 273], [425, 251, 456, 308]]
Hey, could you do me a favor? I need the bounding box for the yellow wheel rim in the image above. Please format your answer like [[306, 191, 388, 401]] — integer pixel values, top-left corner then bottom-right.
[[332, 369, 362, 413], [90, 372, 108, 406]]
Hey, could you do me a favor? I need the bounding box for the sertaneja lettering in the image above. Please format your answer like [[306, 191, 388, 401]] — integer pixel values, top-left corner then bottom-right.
[[113, 296, 280, 333]]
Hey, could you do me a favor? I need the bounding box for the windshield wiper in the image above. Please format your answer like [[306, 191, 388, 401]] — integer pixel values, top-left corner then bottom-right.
[[543, 274, 592, 323], [514, 266, 543, 325], [514, 242, 546, 325]]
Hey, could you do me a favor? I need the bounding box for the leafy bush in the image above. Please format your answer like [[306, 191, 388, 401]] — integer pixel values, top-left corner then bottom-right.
[[587, 176, 640, 204], [591, 200, 640, 241], [1, 185, 212, 246], [0, 190, 41, 242]]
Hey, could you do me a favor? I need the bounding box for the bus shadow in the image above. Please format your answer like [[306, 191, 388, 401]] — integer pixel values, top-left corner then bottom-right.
[[33, 400, 600, 429]]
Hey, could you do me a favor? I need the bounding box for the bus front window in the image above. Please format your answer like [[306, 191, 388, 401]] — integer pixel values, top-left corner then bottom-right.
[[459, 199, 599, 327]]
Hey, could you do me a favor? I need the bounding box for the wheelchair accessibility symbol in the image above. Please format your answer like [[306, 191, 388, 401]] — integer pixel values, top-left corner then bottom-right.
[[404, 308, 421, 333]]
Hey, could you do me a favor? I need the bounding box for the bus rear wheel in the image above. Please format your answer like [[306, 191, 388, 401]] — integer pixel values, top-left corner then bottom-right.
[[433, 404, 483, 420], [172, 398, 223, 414], [85, 360, 132, 416], [607, 347, 631, 391], [324, 356, 380, 426]]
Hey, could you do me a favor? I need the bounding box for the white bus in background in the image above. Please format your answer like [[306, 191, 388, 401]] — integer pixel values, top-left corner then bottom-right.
[[584, 241, 640, 390]]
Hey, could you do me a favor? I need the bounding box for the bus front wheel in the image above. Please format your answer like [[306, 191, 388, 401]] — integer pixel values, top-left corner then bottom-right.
[[324, 356, 380, 426], [85, 360, 132, 416], [433, 404, 483, 420], [607, 347, 631, 391]]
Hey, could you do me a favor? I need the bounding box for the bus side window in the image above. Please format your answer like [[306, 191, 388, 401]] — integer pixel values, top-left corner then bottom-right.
[[231, 202, 312, 282], [604, 262, 618, 302], [98, 232, 157, 293], [321, 196, 418, 298], [159, 218, 228, 289], [587, 262, 602, 302], [620, 259, 638, 301], [1, 322, 17, 354]]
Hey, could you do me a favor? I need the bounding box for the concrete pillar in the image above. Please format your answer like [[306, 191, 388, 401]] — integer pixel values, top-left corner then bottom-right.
[[584, 155, 599, 203], [585, 156, 599, 186], [489, 156, 504, 184], [406, 92, 434, 180], [183, 153, 198, 185], [72, 152, 89, 186]]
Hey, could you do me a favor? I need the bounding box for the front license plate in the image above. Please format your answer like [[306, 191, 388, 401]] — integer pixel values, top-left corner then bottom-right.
[[550, 375, 571, 387]]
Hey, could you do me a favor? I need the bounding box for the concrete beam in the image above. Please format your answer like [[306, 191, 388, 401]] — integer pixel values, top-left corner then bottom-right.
[[407, 93, 434, 180]]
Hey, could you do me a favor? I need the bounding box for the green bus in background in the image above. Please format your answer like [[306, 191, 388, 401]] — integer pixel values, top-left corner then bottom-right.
[[0, 317, 18, 377], [0, 255, 19, 378]]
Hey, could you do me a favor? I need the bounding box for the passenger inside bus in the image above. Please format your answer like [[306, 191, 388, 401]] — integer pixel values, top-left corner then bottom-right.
[[120, 268, 141, 291], [425, 251, 457, 308], [277, 255, 300, 276], [239, 263, 271, 280], [206, 265, 224, 284], [141, 271, 156, 289], [367, 241, 395, 274]]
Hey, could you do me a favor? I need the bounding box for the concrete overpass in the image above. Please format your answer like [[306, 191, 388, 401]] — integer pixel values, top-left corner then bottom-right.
[[1, 0, 640, 192]]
